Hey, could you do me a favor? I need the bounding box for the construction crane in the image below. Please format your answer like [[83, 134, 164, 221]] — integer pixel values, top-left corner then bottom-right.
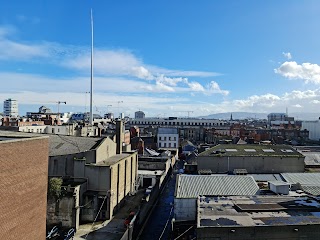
[[57, 101, 66, 115]]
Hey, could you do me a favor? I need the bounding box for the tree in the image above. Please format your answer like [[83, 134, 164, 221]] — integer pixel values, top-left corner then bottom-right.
[[48, 177, 63, 199]]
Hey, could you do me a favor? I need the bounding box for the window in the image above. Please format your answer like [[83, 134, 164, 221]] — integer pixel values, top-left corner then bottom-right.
[[164, 136, 167, 141], [169, 136, 171, 140], [174, 143, 176, 148], [169, 143, 171, 147], [164, 143, 167, 147]]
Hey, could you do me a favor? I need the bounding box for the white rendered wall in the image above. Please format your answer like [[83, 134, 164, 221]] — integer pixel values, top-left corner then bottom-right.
[[302, 121, 320, 141]]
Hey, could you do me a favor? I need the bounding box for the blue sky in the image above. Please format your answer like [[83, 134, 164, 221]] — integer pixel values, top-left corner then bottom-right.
[[1, 1, 320, 118]]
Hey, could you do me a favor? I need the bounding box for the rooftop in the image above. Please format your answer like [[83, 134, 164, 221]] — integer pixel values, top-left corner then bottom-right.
[[158, 127, 178, 134], [197, 195, 320, 228], [94, 153, 134, 166], [0, 130, 104, 156], [199, 144, 303, 157], [175, 175, 259, 199], [281, 173, 320, 185]]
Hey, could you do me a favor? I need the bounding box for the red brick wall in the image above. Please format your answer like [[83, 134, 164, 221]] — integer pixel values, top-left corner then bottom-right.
[[0, 137, 49, 240]]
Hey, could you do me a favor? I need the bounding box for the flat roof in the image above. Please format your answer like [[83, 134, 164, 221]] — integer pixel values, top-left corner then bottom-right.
[[175, 175, 259, 199], [138, 170, 164, 176], [197, 196, 320, 228], [95, 153, 133, 166], [199, 144, 303, 157]]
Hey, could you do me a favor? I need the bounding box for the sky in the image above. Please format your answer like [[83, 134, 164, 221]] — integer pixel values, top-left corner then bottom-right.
[[1, 1, 320, 119]]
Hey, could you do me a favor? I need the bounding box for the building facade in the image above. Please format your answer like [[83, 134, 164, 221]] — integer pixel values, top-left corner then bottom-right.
[[47, 121, 138, 222], [3, 98, 18, 117], [302, 120, 320, 141], [157, 127, 179, 149], [134, 111, 145, 119], [197, 144, 305, 174], [0, 135, 49, 240]]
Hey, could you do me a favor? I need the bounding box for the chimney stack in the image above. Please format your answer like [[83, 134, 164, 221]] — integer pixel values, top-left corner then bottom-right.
[[116, 120, 124, 154]]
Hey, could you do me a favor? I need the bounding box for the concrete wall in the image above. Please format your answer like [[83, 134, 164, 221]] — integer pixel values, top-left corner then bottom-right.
[[197, 224, 320, 240], [0, 137, 49, 240], [174, 198, 197, 221], [95, 137, 116, 163], [110, 153, 138, 218], [47, 185, 80, 230], [138, 158, 172, 174], [197, 156, 305, 173], [48, 148, 97, 177], [46, 125, 75, 135], [139, 161, 167, 171], [49, 155, 75, 177]]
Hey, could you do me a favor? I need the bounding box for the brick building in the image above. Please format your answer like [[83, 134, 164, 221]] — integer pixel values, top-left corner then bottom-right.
[[0, 135, 49, 240]]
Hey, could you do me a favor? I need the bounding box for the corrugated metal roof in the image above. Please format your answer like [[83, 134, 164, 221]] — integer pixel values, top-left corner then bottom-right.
[[175, 175, 259, 198], [302, 185, 320, 196], [248, 174, 282, 182], [281, 173, 320, 185]]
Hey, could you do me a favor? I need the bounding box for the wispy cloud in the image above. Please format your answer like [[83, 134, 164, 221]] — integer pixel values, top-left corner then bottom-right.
[[282, 52, 292, 60], [16, 15, 40, 24], [275, 61, 320, 84], [0, 25, 16, 38], [0, 25, 227, 96], [207, 81, 229, 95]]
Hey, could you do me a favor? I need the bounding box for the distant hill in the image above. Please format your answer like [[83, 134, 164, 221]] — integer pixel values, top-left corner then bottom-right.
[[198, 112, 320, 121]]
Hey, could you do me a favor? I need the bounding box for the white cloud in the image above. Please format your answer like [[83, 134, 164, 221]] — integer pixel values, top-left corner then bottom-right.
[[0, 40, 51, 60], [283, 90, 317, 100], [275, 61, 320, 84], [155, 74, 187, 87], [0, 25, 57, 60], [311, 100, 320, 104], [0, 25, 228, 97], [207, 81, 229, 95], [293, 104, 302, 108], [131, 66, 154, 80], [147, 66, 221, 78], [186, 81, 205, 92], [282, 52, 292, 60]]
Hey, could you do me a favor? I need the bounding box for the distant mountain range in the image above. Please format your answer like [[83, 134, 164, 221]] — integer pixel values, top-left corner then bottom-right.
[[198, 112, 320, 121]]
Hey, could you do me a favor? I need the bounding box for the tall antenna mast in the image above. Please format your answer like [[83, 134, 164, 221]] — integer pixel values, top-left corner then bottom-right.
[[89, 8, 94, 126]]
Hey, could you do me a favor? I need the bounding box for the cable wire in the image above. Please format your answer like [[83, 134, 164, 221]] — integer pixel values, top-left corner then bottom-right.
[[158, 205, 174, 240], [84, 194, 108, 239], [174, 226, 193, 240]]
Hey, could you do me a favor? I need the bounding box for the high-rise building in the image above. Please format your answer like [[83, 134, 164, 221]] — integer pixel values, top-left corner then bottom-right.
[[135, 110, 145, 119], [3, 98, 18, 117]]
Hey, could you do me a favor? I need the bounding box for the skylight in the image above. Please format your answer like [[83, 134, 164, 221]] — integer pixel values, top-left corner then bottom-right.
[[225, 149, 238, 152], [262, 149, 275, 153], [244, 149, 256, 152]]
